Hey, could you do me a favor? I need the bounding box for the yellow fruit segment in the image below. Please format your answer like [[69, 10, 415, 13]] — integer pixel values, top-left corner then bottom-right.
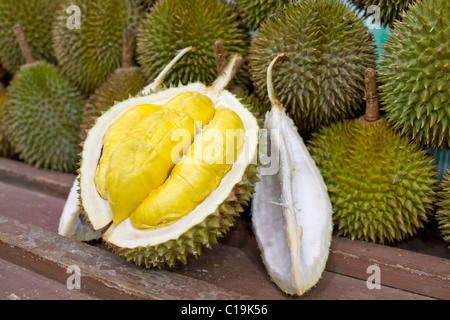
[[94, 104, 162, 199], [105, 93, 215, 225], [129, 107, 245, 230]]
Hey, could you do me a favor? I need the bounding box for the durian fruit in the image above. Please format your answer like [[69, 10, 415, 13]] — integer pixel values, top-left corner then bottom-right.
[[252, 54, 333, 296], [136, 0, 250, 88], [61, 48, 260, 268], [248, 0, 377, 132], [52, 0, 139, 94], [378, 0, 450, 150], [233, 0, 290, 31], [436, 168, 450, 247], [0, 0, 62, 74], [80, 27, 147, 142], [349, 0, 417, 27], [4, 25, 85, 173], [0, 84, 16, 158], [308, 68, 438, 244]]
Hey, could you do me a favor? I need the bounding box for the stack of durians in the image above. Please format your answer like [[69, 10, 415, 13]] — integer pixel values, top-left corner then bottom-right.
[[0, 0, 448, 296]]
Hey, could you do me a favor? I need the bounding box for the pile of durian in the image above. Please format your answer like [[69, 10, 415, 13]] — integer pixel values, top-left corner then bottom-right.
[[0, 0, 448, 296]]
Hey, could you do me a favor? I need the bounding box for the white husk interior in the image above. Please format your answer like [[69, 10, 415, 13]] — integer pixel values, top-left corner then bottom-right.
[[252, 107, 333, 295], [80, 83, 258, 248]]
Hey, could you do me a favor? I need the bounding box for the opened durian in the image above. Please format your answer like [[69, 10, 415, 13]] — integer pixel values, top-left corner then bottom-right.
[[309, 69, 438, 244], [252, 54, 333, 296], [60, 48, 260, 268]]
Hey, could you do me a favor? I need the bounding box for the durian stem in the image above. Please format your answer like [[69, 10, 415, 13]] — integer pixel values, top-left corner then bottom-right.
[[363, 68, 381, 122], [13, 24, 35, 65], [267, 53, 286, 110], [214, 40, 226, 75], [141, 46, 192, 95], [211, 54, 244, 93], [122, 27, 135, 69]]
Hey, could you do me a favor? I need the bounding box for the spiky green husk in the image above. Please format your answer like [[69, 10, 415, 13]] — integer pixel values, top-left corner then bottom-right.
[[136, 0, 250, 88], [4, 61, 85, 173], [437, 168, 450, 246], [349, 0, 417, 27], [107, 164, 259, 268], [80, 67, 147, 141], [249, 0, 377, 132], [308, 119, 438, 244], [52, 0, 139, 95], [234, 0, 290, 31], [0, 0, 62, 74], [379, 0, 450, 150], [0, 84, 15, 158]]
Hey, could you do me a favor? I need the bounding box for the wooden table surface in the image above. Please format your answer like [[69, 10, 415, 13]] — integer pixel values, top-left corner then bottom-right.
[[0, 157, 448, 300]]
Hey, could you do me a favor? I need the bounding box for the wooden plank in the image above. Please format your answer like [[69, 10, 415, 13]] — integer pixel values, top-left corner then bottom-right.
[[328, 236, 450, 300], [0, 258, 96, 300], [0, 215, 246, 300]]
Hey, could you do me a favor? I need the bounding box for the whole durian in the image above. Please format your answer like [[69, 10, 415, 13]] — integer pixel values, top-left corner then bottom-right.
[[4, 25, 85, 173], [0, 0, 62, 74], [437, 168, 450, 247], [378, 0, 450, 150], [249, 0, 378, 132], [308, 68, 438, 244], [80, 28, 147, 141], [349, 0, 417, 27], [136, 0, 250, 88], [233, 0, 290, 31], [52, 0, 139, 94]]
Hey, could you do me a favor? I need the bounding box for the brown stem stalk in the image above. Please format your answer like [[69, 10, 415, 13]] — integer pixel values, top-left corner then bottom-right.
[[214, 40, 226, 76], [13, 24, 35, 65], [122, 27, 135, 69], [363, 68, 381, 122]]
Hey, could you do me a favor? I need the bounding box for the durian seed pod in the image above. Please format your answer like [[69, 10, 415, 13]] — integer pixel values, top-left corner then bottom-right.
[[80, 27, 148, 142], [437, 168, 450, 247], [52, 0, 140, 95], [378, 0, 450, 150], [61, 45, 260, 269], [248, 0, 378, 132], [252, 54, 333, 296], [0, 0, 63, 74], [4, 24, 85, 173], [308, 68, 438, 244], [349, 0, 417, 28], [136, 0, 251, 89]]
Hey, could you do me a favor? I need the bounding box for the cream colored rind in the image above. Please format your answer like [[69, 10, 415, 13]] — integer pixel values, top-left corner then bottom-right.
[[252, 107, 333, 295]]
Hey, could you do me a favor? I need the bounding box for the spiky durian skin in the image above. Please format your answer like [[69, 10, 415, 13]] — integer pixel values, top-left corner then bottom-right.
[[0, 0, 62, 74], [4, 61, 85, 173], [80, 67, 147, 141], [107, 164, 259, 268], [249, 0, 377, 132], [349, 0, 417, 27], [378, 0, 450, 150], [234, 0, 290, 31], [136, 0, 250, 87], [308, 119, 438, 244], [437, 168, 450, 246], [52, 0, 139, 95], [0, 84, 16, 158]]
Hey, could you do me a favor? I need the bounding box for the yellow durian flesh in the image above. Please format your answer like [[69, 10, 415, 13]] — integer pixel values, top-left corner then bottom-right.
[[94, 104, 163, 200], [99, 92, 216, 225], [130, 107, 245, 230]]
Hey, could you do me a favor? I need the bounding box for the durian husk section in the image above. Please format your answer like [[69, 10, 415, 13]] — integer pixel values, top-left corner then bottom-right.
[[79, 82, 260, 267]]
